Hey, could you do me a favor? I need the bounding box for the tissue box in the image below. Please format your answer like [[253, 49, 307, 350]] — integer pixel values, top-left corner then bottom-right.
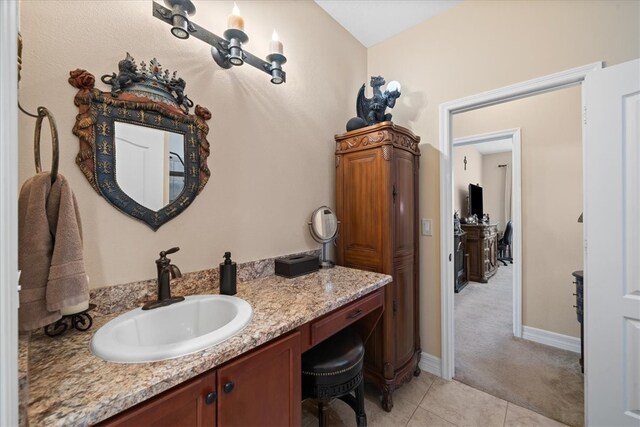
[[275, 255, 319, 278]]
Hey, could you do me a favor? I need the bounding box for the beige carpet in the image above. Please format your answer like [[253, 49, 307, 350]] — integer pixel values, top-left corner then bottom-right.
[[454, 264, 584, 426]]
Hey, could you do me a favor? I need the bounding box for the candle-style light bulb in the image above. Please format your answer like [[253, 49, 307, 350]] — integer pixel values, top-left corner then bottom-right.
[[270, 29, 283, 55], [228, 2, 245, 31]]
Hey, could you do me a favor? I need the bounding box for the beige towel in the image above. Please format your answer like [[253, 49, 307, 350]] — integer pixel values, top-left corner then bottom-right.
[[18, 172, 89, 331]]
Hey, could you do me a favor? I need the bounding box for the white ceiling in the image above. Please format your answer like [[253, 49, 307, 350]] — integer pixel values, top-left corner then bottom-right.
[[315, 0, 462, 47]]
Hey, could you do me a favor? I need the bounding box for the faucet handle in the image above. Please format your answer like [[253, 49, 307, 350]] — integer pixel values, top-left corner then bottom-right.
[[160, 247, 180, 257]]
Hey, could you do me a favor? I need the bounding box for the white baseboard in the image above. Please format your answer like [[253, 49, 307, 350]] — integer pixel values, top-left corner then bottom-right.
[[522, 326, 580, 353], [419, 352, 442, 377]]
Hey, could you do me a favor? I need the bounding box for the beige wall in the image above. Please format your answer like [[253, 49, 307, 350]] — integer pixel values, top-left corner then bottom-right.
[[18, 0, 640, 354], [452, 145, 483, 217], [368, 0, 640, 356], [19, 1, 366, 288], [455, 87, 583, 338], [482, 151, 512, 232]]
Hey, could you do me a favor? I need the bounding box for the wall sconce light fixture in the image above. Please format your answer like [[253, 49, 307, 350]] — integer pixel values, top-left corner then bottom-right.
[[153, 0, 287, 84]]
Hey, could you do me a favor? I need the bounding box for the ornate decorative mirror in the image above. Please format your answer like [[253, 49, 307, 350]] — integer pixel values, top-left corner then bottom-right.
[[68, 53, 211, 230]]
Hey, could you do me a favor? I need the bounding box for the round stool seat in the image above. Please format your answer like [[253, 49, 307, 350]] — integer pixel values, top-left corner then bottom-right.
[[303, 327, 364, 392], [302, 327, 367, 426]]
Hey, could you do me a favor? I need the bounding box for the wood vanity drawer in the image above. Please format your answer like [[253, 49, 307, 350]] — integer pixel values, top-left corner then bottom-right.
[[310, 289, 384, 346]]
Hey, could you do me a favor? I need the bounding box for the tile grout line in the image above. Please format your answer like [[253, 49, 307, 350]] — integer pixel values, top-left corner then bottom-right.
[[503, 402, 510, 427], [403, 375, 434, 427], [422, 374, 438, 398], [429, 408, 461, 427], [419, 376, 461, 427], [404, 406, 418, 427]]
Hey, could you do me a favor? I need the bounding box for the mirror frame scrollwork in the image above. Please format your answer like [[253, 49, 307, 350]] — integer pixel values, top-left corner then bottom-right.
[[68, 54, 211, 230]]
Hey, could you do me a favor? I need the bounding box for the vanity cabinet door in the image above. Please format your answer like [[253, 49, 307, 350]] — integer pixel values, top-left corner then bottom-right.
[[217, 332, 301, 427], [97, 371, 216, 427]]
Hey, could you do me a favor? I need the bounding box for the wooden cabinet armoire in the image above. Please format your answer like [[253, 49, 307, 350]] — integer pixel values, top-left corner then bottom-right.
[[335, 121, 421, 412]]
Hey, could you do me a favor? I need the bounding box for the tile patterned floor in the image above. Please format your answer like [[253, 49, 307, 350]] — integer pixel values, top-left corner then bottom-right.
[[302, 370, 567, 427]]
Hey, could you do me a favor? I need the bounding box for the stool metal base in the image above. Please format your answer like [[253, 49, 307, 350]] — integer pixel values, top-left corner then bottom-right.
[[302, 327, 366, 426], [304, 372, 366, 427], [312, 379, 366, 427]]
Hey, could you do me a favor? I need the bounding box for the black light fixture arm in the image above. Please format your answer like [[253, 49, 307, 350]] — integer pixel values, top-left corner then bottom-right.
[[153, 1, 287, 84]]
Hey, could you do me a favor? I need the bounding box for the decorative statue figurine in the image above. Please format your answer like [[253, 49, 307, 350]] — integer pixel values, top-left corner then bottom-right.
[[101, 52, 143, 97], [454, 211, 463, 234], [346, 75, 402, 131]]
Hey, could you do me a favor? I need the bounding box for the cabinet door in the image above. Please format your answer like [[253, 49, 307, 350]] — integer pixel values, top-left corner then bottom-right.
[[393, 256, 415, 367], [336, 148, 390, 272], [392, 149, 417, 367], [393, 149, 416, 257], [217, 332, 301, 427], [98, 371, 216, 427]]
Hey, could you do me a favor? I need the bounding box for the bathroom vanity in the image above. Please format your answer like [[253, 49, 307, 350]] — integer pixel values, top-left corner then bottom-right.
[[24, 266, 390, 426]]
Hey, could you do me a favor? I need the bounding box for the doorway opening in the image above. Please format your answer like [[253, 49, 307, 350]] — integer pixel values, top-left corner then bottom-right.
[[451, 86, 586, 425], [439, 62, 602, 426], [452, 129, 522, 338]]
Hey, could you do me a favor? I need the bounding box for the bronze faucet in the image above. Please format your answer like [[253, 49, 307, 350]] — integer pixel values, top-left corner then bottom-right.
[[142, 247, 185, 310]]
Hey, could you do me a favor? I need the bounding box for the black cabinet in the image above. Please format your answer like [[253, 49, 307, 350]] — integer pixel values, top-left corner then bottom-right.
[[454, 231, 468, 293]]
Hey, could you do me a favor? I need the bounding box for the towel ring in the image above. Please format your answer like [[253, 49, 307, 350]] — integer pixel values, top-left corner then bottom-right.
[[33, 106, 59, 183]]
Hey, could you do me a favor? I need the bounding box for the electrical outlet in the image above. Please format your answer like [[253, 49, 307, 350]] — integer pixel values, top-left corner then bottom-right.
[[421, 218, 432, 236]]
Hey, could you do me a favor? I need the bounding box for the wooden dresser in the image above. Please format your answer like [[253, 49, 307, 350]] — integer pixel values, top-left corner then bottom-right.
[[461, 223, 498, 283], [454, 230, 468, 292], [335, 121, 421, 412]]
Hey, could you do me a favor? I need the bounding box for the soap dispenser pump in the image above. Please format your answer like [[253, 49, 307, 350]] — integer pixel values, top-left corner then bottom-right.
[[220, 251, 237, 295]]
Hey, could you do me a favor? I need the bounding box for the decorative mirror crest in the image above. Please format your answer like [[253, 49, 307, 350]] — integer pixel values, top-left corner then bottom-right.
[[101, 52, 193, 114], [69, 53, 211, 230]]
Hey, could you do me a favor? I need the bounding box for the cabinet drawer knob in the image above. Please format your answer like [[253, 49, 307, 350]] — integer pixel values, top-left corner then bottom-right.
[[205, 392, 217, 405], [224, 381, 235, 394], [347, 309, 363, 319]]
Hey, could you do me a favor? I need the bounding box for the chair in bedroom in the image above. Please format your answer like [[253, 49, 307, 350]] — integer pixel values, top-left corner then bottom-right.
[[498, 220, 513, 266]]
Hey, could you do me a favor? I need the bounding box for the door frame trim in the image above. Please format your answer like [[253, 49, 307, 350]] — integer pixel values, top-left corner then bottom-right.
[[439, 61, 602, 381], [453, 128, 522, 338], [0, 1, 20, 425]]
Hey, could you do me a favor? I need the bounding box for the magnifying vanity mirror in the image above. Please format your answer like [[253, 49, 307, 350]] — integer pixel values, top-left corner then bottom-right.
[[69, 53, 211, 230], [308, 206, 340, 268]]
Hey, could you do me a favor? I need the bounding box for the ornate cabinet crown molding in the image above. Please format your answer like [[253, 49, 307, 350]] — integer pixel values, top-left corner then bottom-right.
[[334, 121, 420, 156]]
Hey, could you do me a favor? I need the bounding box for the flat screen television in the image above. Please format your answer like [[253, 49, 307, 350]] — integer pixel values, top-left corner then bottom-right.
[[468, 183, 483, 217]]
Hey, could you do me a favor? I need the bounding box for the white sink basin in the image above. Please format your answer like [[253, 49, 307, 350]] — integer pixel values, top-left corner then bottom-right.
[[91, 295, 252, 363]]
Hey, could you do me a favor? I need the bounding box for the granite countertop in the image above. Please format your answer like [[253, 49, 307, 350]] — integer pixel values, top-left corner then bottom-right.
[[27, 266, 391, 426], [19, 333, 30, 427]]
